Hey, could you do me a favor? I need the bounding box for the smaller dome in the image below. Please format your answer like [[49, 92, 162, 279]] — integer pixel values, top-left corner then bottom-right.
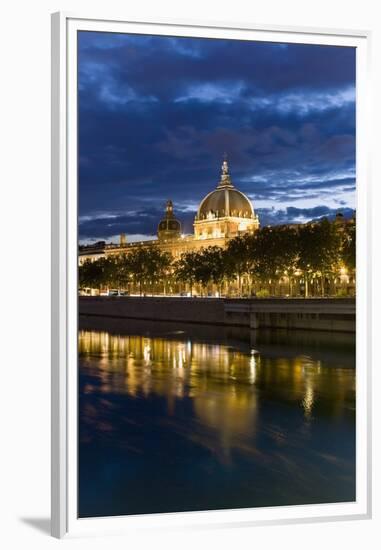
[[158, 200, 181, 240]]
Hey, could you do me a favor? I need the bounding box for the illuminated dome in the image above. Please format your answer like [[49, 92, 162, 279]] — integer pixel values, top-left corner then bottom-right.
[[158, 200, 181, 240], [196, 158, 255, 221]]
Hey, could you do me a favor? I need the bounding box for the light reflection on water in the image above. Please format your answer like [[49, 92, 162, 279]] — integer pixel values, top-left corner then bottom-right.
[[78, 317, 355, 518]]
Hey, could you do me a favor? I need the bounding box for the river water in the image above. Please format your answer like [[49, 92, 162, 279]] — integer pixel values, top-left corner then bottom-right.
[[78, 316, 355, 518]]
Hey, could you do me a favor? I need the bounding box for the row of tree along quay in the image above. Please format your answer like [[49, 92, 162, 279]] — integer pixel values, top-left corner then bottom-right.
[[79, 218, 356, 298]]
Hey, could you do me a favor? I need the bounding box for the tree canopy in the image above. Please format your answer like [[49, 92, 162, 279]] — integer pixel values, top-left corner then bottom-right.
[[79, 218, 355, 297]]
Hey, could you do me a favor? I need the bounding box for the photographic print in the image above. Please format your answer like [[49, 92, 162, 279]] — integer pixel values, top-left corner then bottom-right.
[[77, 30, 356, 519]]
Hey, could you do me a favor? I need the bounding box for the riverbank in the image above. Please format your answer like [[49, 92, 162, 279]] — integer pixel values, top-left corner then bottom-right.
[[79, 296, 355, 333]]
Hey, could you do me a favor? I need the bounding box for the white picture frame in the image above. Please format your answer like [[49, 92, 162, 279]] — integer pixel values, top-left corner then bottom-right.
[[51, 11, 372, 539]]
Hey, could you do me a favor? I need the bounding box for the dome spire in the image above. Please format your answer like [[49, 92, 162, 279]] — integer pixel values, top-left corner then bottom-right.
[[218, 154, 234, 188]]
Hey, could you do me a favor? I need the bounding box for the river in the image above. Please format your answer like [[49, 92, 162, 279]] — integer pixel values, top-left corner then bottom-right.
[[78, 316, 355, 518]]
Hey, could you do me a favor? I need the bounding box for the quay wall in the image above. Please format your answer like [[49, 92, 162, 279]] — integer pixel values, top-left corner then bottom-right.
[[79, 297, 355, 333], [79, 296, 226, 326]]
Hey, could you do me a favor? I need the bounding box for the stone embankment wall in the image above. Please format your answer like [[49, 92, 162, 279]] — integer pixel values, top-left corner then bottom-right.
[[79, 297, 355, 333], [80, 296, 225, 325]]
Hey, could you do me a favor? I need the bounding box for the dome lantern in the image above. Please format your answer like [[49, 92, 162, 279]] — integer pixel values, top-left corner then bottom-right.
[[217, 155, 234, 189]]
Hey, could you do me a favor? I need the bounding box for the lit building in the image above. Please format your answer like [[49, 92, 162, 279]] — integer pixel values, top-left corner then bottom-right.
[[78, 157, 355, 298], [79, 157, 260, 265]]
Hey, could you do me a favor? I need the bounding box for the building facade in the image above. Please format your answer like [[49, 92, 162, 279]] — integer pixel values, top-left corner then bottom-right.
[[79, 158, 355, 298], [79, 158, 260, 265]]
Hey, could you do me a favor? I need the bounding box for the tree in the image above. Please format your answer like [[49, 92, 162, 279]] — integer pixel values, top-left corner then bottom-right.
[[113, 254, 132, 290], [249, 226, 298, 294], [126, 247, 148, 295], [174, 251, 200, 296], [79, 258, 95, 289], [193, 247, 227, 295], [126, 246, 171, 295], [143, 247, 172, 295], [78, 257, 116, 290], [341, 221, 356, 271], [297, 218, 341, 297], [203, 247, 226, 295], [225, 235, 253, 296]]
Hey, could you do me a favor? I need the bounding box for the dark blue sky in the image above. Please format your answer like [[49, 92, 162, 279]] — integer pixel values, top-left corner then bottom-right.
[[78, 31, 356, 244]]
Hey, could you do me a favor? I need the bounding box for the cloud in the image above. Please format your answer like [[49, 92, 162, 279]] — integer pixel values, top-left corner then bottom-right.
[[79, 203, 355, 243], [79, 206, 197, 241], [175, 82, 246, 104], [77, 31, 356, 243], [257, 206, 355, 226]]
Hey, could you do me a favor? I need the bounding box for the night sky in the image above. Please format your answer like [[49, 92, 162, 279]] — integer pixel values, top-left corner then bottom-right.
[[78, 31, 356, 244]]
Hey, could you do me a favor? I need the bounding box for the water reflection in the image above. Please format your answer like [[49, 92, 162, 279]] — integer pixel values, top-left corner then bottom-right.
[[78, 317, 355, 518], [79, 329, 354, 424]]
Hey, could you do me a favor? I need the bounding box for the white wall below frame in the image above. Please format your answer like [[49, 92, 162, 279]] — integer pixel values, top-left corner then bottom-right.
[[0, 0, 380, 549]]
